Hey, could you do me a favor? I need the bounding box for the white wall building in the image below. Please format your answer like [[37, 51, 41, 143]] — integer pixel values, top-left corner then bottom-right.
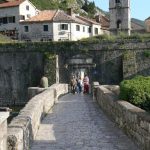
[[0, 0, 38, 39], [20, 10, 103, 41]]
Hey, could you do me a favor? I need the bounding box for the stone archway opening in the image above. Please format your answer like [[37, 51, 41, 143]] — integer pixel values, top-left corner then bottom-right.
[[66, 54, 96, 83]]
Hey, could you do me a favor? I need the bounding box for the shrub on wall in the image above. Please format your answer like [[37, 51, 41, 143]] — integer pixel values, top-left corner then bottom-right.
[[119, 76, 150, 111]]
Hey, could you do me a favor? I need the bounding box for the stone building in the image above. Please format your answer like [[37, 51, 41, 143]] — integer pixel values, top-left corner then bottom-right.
[[131, 19, 146, 33], [145, 17, 150, 32], [20, 9, 103, 41], [109, 0, 131, 35], [0, 0, 39, 39]]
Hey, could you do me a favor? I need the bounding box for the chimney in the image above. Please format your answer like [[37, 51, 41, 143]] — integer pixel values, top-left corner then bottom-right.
[[95, 15, 101, 23], [67, 8, 73, 16]]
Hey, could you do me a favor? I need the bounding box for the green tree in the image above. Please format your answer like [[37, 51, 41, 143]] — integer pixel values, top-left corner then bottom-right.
[[82, 0, 96, 18]]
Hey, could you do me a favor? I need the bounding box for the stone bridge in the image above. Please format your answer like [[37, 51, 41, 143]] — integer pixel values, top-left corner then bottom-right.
[[1, 83, 150, 150]]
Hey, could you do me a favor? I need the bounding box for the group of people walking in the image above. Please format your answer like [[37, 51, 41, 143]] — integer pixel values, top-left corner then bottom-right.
[[70, 75, 89, 94]]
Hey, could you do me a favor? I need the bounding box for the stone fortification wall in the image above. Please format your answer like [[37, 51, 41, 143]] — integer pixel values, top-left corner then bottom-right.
[[0, 41, 150, 106], [0, 112, 9, 150], [94, 84, 150, 150], [0, 52, 44, 106], [7, 83, 68, 150]]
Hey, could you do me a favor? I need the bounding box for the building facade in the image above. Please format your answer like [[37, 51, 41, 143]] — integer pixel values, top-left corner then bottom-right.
[[109, 0, 131, 35], [145, 17, 150, 33], [0, 0, 38, 39], [20, 10, 102, 41]]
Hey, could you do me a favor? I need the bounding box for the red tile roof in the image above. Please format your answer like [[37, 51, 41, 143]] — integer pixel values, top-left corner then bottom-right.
[[22, 10, 57, 23], [0, 0, 25, 8], [145, 17, 150, 21], [76, 16, 100, 25], [21, 9, 101, 27], [100, 15, 109, 29], [21, 10, 90, 25]]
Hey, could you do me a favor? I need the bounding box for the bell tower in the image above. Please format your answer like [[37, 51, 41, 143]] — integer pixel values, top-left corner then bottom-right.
[[109, 0, 131, 35]]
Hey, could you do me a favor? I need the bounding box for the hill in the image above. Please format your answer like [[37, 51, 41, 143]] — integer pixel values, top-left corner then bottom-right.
[[0, 0, 106, 17]]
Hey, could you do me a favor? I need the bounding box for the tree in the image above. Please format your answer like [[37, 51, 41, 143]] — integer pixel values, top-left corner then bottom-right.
[[82, 1, 96, 18]]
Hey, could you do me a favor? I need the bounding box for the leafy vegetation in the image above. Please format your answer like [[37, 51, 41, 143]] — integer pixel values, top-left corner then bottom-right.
[[30, 0, 98, 18], [80, 33, 150, 43], [82, 0, 96, 18], [119, 76, 150, 111], [143, 50, 150, 58], [0, 34, 13, 43]]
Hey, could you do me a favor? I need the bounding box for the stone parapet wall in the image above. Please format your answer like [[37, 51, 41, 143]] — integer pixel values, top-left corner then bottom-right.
[[7, 84, 68, 150], [94, 85, 150, 150], [0, 112, 9, 150]]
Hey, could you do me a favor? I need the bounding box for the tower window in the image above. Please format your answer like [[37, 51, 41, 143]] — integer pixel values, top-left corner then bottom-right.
[[115, 0, 121, 3], [117, 20, 121, 29]]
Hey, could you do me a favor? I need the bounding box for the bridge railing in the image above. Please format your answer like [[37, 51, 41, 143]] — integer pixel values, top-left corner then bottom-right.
[[7, 83, 68, 150], [93, 83, 150, 150]]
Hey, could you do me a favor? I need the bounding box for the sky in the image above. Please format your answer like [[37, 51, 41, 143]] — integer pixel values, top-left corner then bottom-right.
[[91, 0, 150, 21]]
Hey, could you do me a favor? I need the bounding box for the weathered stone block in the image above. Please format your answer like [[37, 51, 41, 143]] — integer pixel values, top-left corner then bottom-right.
[[94, 85, 150, 150]]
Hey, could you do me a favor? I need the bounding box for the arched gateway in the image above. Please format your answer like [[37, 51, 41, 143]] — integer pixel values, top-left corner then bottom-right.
[[67, 54, 96, 80]]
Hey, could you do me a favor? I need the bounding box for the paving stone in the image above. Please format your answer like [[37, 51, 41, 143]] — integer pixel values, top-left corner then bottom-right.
[[31, 94, 139, 150]]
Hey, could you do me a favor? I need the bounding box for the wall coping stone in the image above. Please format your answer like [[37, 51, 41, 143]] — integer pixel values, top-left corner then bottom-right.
[[94, 84, 150, 149], [7, 83, 68, 150], [0, 112, 9, 124]]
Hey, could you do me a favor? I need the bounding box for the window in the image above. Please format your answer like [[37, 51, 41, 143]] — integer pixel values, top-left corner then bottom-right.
[[26, 5, 29, 10], [20, 15, 25, 20], [24, 26, 29, 32], [43, 25, 48, 31], [60, 24, 68, 30], [117, 20, 121, 29], [95, 28, 98, 35], [3, 17, 7, 24], [27, 14, 31, 18], [83, 26, 85, 32], [88, 27, 91, 33], [0, 18, 2, 24], [76, 25, 80, 31], [115, 0, 120, 3], [8, 16, 15, 23]]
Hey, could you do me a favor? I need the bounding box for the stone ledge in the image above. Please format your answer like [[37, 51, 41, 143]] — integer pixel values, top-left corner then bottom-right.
[[94, 85, 150, 150], [8, 83, 68, 150], [0, 112, 9, 124]]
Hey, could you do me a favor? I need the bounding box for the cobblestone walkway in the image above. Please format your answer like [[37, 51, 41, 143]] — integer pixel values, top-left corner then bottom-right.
[[31, 94, 139, 150]]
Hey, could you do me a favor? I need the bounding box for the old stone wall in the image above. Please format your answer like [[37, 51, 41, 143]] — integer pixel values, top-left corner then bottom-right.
[[7, 83, 68, 150], [0, 112, 9, 150], [123, 50, 150, 79], [94, 84, 150, 150], [0, 52, 44, 106], [0, 41, 150, 106]]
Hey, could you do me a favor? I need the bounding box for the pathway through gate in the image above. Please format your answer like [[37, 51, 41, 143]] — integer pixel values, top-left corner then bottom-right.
[[31, 94, 139, 150]]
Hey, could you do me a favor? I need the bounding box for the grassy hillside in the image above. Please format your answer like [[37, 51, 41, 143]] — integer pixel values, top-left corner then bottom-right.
[[30, 0, 60, 10]]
